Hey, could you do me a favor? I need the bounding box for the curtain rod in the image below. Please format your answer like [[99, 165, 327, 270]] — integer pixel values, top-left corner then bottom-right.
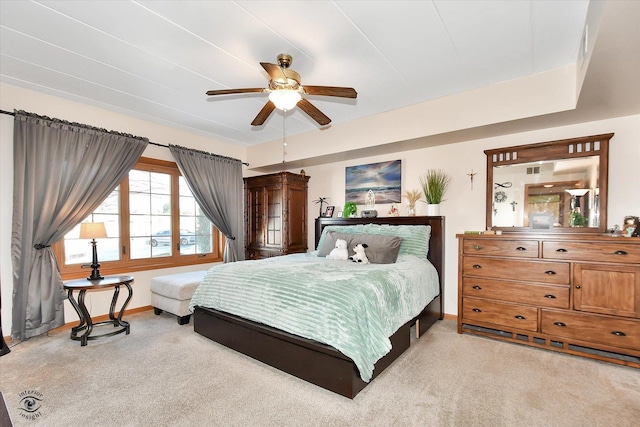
[[0, 109, 249, 166]]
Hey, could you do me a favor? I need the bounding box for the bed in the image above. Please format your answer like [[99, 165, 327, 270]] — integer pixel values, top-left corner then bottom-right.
[[192, 216, 444, 398]]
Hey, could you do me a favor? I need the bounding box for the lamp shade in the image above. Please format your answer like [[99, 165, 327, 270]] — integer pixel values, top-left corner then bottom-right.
[[565, 189, 589, 197], [79, 222, 107, 239], [269, 89, 301, 111]]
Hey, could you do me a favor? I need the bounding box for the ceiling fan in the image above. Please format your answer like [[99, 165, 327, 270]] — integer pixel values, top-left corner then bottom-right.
[[206, 53, 357, 126]]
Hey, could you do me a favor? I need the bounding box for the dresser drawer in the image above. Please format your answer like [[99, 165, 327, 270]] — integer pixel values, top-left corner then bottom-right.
[[462, 256, 570, 285], [463, 297, 538, 331], [543, 241, 640, 264], [541, 309, 640, 351], [463, 239, 539, 258], [462, 277, 569, 309]]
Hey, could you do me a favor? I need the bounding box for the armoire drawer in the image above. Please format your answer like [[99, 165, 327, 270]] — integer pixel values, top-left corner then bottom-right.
[[463, 297, 538, 331], [463, 239, 539, 258], [541, 309, 640, 351], [462, 277, 569, 309], [462, 256, 570, 285], [543, 241, 640, 264]]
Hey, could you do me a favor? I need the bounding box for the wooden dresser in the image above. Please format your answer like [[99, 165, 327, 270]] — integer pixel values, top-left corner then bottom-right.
[[244, 172, 309, 260], [457, 233, 640, 368]]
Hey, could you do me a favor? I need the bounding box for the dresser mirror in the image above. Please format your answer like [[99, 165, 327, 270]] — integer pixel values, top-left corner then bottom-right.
[[485, 133, 613, 233]]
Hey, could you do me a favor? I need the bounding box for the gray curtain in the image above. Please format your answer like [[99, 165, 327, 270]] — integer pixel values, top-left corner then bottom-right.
[[169, 145, 244, 263], [11, 111, 148, 341]]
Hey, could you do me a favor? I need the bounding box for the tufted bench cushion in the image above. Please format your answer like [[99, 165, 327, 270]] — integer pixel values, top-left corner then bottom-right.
[[150, 270, 207, 325]]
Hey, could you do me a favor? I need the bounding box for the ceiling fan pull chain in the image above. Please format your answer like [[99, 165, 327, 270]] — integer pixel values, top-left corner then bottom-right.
[[282, 110, 287, 166]]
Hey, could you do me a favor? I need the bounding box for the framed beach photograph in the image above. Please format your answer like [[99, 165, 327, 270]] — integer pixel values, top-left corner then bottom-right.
[[324, 206, 335, 218], [345, 160, 401, 205]]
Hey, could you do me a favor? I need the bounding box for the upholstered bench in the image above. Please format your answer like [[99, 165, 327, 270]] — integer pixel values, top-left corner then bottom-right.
[[150, 270, 207, 325]]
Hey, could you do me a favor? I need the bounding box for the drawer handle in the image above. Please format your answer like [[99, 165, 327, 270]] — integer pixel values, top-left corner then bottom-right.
[[544, 270, 557, 275], [514, 315, 526, 320], [472, 285, 482, 290], [472, 308, 482, 312], [556, 248, 567, 253], [516, 246, 526, 251], [553, 322, 566, 327], [611, 331, 627, 337], [575, 285, 581, 289], [614, 250, 628, 256], [472, 264, 482, 269], [544, 294, 557, 299], [473, 245, 483, 250]]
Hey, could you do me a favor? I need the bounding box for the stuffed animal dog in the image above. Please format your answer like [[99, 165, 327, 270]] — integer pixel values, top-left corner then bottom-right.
[[326, 239, 349, 260], [349, 243, 370, 264]]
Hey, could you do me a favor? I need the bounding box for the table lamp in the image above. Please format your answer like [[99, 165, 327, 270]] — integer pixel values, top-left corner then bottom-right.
[[565, 189, 589, 227], [80, 222, 107, 280], [566, 189, 589, 210]]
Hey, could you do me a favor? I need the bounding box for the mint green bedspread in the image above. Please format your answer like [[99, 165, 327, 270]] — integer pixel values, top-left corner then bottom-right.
[[190, 252, 439, 382]]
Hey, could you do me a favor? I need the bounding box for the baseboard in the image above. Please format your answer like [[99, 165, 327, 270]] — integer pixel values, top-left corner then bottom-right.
[[443, 313, 457, 321], [2, 305, 153, 343], [3, 307, 456, 343]]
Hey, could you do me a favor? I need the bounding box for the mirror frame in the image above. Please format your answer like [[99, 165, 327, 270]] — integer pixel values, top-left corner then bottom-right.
[[485, 133, 613, 234]]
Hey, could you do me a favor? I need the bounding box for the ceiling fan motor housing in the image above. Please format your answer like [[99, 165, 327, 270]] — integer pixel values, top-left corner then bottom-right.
[[277, 53, 293, 68], [270, 69, 301, 90]]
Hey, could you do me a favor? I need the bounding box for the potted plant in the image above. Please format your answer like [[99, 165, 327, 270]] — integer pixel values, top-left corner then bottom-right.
[[569, 211, 586, 227], [420, 169, 451, 216], [343, 201, 358, 218]]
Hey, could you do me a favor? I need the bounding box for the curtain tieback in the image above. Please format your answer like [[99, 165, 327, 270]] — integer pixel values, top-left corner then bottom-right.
[[226, 236, 236, 241], [34, 244, 51, 250]]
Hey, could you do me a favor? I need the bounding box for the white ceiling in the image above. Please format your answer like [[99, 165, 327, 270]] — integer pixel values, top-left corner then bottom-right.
[[1, 0, 609, 148]]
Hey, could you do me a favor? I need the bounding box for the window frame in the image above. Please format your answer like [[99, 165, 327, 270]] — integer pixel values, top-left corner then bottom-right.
[[54, 157, 223, 280]]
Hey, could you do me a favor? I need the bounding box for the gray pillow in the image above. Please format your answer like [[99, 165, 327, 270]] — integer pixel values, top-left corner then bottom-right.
[[316, 225, 366, 253], [348, 233, 402, 264], [317, 231, 355, 257], [318, 231, 402, 264], [363, 224, 431, 258]]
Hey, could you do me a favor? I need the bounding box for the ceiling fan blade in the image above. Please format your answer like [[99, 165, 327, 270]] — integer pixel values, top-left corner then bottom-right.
[[260, 62, 286, 81], [303, 86, 357, 98], [251, 101, 276, 126], [297, 98, 331, 126], [206, 88, 265, 96]]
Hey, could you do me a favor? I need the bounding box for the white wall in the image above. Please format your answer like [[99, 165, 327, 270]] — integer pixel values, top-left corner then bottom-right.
[[301, 114, 640, 316], [2, 80, 639, 334], [248, 65, 578, 169], [0, 83, 248, 335]]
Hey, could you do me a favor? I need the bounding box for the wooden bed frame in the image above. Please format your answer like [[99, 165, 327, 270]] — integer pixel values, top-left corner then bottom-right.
[[194, 216, 444, 398]]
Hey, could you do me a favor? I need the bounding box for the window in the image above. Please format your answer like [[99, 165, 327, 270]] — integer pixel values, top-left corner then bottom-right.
[[54, 158, 222, 279]]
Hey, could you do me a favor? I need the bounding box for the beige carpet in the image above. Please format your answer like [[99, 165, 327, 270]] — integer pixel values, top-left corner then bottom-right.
[[1, 311, 638, 426]]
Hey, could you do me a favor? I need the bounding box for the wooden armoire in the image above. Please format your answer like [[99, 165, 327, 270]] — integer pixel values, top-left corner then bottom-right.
[[244, 172, 310, 260]]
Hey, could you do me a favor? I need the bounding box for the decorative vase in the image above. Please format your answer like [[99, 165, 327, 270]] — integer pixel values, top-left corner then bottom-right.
[[426, 204, 440, 216], [407, 205, 416, 216]]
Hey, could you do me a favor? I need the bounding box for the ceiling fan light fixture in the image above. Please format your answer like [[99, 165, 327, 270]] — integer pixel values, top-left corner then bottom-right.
[[269, 89, 301, 111]]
